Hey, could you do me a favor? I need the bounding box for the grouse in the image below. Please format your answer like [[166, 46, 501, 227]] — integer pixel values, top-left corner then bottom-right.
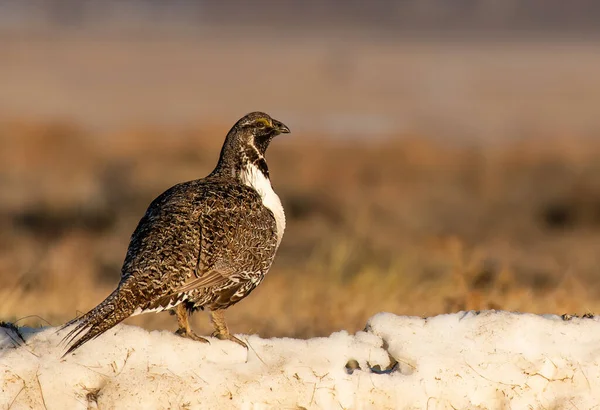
[[61, 112, 290, 354]]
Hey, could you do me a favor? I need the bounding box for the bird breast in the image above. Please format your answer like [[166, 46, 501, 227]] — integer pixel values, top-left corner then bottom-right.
[[240, 164, 286, 246]]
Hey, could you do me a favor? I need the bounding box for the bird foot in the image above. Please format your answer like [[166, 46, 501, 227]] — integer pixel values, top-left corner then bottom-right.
[[175, 328, 210, 343], [211, 331, 247, 348]]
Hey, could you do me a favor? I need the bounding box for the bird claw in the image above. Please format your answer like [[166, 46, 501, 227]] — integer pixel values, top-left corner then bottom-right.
[[175, 328, 210, 344], [211, 331, 247, 348]]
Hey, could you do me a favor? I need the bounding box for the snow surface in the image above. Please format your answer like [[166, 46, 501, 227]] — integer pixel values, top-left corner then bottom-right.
[[2, 311, 600, 409]]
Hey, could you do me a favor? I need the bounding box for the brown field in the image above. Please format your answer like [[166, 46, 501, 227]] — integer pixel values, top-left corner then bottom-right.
[[1, 118, 600, 339], [2, 33, 600, 138], [1, 32, 600, 340]]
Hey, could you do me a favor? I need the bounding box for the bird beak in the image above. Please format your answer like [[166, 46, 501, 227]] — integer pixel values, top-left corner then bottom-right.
[[273, 120, 290, 134]]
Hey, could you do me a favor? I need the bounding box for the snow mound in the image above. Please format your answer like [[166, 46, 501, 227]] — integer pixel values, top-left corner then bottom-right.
[[2, 311, 600, 409]]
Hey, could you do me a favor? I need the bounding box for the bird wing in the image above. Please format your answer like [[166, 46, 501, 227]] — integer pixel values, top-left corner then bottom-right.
[[169, 269, 233, 294], [131, 180, 279, 312], [142, 269, 234, 313]]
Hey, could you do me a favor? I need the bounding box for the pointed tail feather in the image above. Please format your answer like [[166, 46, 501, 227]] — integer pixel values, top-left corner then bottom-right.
[[59, 286, 137, 356]]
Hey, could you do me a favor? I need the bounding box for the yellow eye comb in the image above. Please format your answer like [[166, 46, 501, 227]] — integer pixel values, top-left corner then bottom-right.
[[255, 118, 271, 127]]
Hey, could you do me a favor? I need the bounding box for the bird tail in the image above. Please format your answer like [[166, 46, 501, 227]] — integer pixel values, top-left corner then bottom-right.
[[59, 283, 138, 356]]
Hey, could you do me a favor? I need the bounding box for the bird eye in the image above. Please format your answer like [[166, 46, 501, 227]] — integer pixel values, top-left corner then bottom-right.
[[256, 120, 267, 129]]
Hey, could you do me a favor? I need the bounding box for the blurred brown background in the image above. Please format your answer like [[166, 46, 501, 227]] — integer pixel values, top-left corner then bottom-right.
[[2, 1, 600, 338]]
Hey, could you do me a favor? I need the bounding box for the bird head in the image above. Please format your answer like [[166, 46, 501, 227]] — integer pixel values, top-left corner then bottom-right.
[[213, 112, 290, 178], [232, 112, 291, 155]]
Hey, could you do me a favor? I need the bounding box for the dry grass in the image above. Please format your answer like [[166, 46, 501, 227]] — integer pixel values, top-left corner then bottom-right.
[[1, 119, 600, 338]]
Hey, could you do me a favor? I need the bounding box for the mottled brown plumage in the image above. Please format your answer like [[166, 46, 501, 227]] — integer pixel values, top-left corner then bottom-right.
[[61, 112, 290, 354]]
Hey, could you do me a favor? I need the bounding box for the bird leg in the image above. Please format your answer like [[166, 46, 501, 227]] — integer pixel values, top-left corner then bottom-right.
[[210, 309, 247, 348], [174, 304, 209, 343]]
